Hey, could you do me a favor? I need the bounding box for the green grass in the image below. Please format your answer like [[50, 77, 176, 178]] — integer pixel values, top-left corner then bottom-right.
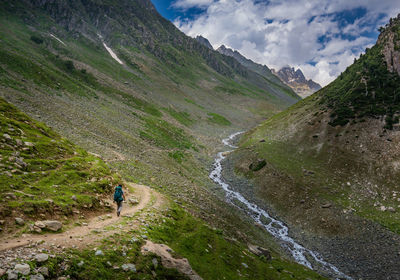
[[207, 113, 231, 126], [0, 98, 120, 222], [164, 108, 195, 127], [139, 116, 196, 150], [147, 205, 325, 280]]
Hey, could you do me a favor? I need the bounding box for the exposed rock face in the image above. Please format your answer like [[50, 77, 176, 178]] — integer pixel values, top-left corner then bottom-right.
[[217, 45, 286, 86], [271, 66, 321, 98], [195, 35, 213, 50], [378, 14, 400, 77]]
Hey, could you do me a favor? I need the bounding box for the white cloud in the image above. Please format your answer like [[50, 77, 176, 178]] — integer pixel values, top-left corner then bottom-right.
[[173, 0, 400, 86], [173, 0, 214, 9]]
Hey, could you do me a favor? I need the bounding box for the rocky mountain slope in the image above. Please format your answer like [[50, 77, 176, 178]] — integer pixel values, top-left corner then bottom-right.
[[271, 67, 321, 98], [195, 35, 213, 50], [231, 14, 400, 279], [217, 45, 294, 94]]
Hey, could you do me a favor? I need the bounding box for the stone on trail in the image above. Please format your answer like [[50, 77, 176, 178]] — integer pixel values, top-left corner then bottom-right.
[[121, 263, 136, 272], [14, 263, 30, 275], [35, 253, 49, 262], [42, 220, 62, 231], [34, 221, 46, 229], [0, 269, 5, 277]]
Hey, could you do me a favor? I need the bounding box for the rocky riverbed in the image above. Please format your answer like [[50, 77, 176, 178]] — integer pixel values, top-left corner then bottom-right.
[[222, 140, 400, 280]]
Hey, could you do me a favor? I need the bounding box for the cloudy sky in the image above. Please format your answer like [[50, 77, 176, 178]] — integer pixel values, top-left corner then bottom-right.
[[151, 0, 400, 86]]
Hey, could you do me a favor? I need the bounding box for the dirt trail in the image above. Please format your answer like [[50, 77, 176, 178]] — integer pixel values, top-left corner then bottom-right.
[[0, 183, 164, 252]]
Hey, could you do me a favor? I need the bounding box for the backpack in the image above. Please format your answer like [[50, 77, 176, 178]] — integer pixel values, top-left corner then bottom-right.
[[113, 185, 123, 202]]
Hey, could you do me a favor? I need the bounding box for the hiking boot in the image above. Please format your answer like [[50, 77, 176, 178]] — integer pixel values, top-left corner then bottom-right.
[[117, 211, 120, 217]]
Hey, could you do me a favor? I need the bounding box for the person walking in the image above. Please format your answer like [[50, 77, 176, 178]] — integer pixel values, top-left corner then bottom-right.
[[113, 184, 126, 217]]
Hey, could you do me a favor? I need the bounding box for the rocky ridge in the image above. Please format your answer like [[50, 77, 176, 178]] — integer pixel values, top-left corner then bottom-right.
[[271, 67, 322, 98]]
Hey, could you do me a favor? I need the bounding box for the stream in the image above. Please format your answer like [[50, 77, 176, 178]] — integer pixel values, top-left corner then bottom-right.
[[209, 132, 352, 280]]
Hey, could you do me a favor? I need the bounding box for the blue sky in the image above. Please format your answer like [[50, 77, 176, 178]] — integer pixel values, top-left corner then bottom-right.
[[151, 0, 400, 85]]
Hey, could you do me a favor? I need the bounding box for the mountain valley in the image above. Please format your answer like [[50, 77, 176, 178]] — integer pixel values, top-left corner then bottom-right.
[[0, 0, 400, 279]]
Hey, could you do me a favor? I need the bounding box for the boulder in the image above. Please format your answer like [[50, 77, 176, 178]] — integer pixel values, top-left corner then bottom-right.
[[249, 159, 267, 171], [43, 220, 62, 231], [15, 217, 25, 225], [14, 263, 30, 275], [35, 253, 49, 262], [0, 268, 5, 277]]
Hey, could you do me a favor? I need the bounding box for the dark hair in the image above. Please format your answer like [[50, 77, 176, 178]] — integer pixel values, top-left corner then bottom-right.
[[118, 184, 122, 187]]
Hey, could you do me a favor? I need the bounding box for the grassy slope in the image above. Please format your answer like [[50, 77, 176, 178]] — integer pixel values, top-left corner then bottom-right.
[[0, 97, 120, 232], [235, 19, 400, 235]]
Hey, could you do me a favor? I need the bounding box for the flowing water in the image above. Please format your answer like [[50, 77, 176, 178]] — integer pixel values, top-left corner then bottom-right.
[[209, 132, 352, 280]]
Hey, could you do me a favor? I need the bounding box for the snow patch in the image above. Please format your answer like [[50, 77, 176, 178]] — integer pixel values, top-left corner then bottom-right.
[[49, 34, 66, 46], [102, 42, 123, 65]]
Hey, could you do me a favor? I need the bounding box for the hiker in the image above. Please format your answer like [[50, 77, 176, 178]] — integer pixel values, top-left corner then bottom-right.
[[113, 184, 126, 217]]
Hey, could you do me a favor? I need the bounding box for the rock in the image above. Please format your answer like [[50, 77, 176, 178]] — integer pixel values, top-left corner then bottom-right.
[[0, 220, 5, 225], [14, 263, 30, 275], [241, 263, 248, 268], [380, 206, 387, 212], [57, 277, 68, 280], [152, 258, 158, 268], [30, 274, 44, 280], [15, 217, 25, 225], [121, 263, 136, 272], [77, 261, 84, 267], [259, 139, 266, 142], [5, 192, 17, 199], [71, 195, 77, 201], [249, 159, 267, 171], [0, 268, 5, 277], [34, 221, 46, 229], [128, 198, 139, 205], [37, 267, 48, 276], [95, 250, 104, 256], [15, 139, 23, 146], [388, 206, 396, 213], [248, 244, 272, 261], [15, 158, 27, 168], [35, 253, 49, 262], [321, 203, 332, 208], [24, 142, 34, 147], [6, 270, 17, 280], [43, 220, 62, 231], [3, 134, 12, 141]]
